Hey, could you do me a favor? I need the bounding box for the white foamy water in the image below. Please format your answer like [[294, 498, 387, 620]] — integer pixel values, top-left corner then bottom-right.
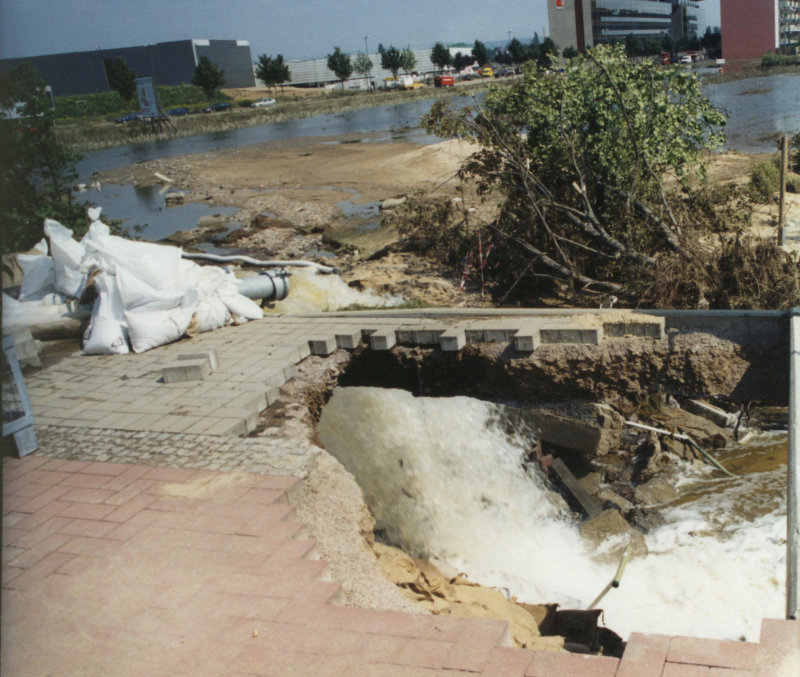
[[265, 267, 404, 313], [317, 387, 788, 641]]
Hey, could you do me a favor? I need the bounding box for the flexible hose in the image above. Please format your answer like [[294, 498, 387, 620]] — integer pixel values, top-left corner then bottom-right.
[[182, 251, 339, 275]]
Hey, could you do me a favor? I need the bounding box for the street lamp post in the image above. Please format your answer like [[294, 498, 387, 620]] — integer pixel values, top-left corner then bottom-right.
[[363, 35, 373, 91]]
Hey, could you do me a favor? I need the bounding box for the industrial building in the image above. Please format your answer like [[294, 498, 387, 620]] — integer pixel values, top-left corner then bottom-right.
[[548, 0, 706, 53], [0, 39, 255, 97]]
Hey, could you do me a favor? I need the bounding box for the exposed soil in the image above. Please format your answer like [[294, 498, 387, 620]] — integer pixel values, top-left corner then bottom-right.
[[99, 137, 797, 310]]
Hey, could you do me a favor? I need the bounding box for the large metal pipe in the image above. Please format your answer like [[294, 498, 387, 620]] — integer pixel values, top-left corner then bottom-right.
[[788, 308, 800, 620]]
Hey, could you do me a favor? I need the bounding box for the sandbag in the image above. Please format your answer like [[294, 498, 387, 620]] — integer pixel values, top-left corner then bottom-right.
[[220, 292, 264, 321], [81, 220, 183, 291], [44, 219, 86, 298], [192, 295, 231, 333], [18, 253, 55, 300], [82, 270, 128, 355], [125, 306, 194, 354]]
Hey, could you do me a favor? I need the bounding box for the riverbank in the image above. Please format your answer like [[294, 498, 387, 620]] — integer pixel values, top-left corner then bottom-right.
[[56, 80, 489, 153]]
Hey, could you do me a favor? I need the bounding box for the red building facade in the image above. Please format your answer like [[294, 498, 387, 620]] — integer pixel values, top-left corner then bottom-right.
[[721, 0, 778, 67]]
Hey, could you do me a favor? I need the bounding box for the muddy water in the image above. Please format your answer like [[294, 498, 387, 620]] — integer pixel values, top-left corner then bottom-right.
[[318, 387, 788, 642]]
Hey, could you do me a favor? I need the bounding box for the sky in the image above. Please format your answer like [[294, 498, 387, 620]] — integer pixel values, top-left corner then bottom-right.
[[0, 0, 721, 63]]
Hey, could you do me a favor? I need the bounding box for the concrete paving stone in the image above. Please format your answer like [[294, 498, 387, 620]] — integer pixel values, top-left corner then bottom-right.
[[667, 637, 758, 671]]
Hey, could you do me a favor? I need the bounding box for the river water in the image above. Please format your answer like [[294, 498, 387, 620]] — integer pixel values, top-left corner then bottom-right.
[[74, 73, 800, 240], [318, 387, 788, 643]]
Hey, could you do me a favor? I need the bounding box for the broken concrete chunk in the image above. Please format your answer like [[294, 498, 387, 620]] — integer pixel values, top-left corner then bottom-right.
[[682, 399, 739, 428], [579, 509, 648, 563], [633, 476, 679, 506], [527, 403, 624, 457], [164, 191, 185, 205]]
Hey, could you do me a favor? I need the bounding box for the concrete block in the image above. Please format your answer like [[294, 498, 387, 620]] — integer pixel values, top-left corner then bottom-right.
[[440, 330, 465, 351], [369, 331, 396, 351], [512, 328, 540, 353], [484, 327, 517, 343], [308, 336, 337, 356], [297, 342, 311, 360], [395, 325, 446, 346], [603, 318, 664, 339], [540, 327, 603, 345], [334, 329, 363, 350], [162, 359, 210, 383], [178, 349, 218, 372]]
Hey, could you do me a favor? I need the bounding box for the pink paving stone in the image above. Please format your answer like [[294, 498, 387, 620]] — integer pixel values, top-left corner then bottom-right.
[[2, 512, 27, 527], [58, 535, 127, 559], [14, 484, 72, 513], [668, 637, 758, 671], [141, 465, 198, 482], [617, 632, 672, 677], [58, 486, 116, 504], [56, 472, 117, 489], [2, 455, 49, 478], [13, 500, 71, 530], [443, 618, 511, 672], [56, 554, 105, 576], [709, 669, 753, 676], [101, 479, 151, 506], [102, 492, 160, 522], [756, 618, 800, 677], [39, 459, 88, 472], [103, 521, 145, 541], [101, 465, 152, 491], [483, 647, 535, 677], [57, 518, 117, 538], [527, 651, 620, 677], [146, 495, 205, 512], [4, 550, 76, 590], [58, 501, 118, 520], [10, 515, 72, 549], [7, 532, 73, 569], [5, 477, 59, 497], [79, 461, 134, 476], [662, 664, 711, 676]]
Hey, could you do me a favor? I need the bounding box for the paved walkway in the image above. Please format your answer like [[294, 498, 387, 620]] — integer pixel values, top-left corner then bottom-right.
[[3, 312, 799, 675]]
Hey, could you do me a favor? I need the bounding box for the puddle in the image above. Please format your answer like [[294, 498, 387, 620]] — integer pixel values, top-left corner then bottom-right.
[[83, 183, 239, 241]]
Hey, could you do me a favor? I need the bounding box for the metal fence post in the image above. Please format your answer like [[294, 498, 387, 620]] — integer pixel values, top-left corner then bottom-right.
[[788, 308, 800, 619]]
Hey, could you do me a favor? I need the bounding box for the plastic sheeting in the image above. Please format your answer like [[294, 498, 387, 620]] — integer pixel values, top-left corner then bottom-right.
[[3, 208, 267, 355]]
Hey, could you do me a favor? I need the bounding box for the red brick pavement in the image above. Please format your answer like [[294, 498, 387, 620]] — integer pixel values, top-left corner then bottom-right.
[[2, 456, 798, 676]]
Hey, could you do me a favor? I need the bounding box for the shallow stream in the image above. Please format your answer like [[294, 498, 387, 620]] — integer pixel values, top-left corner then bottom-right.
[[318, 386, 788, 642]]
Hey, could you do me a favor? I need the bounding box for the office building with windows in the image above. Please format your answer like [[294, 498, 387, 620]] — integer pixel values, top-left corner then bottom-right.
[[549, 0, 705, 53]]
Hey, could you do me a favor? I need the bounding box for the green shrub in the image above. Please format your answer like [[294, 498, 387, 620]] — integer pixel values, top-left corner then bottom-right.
[[749, 160, 780, 201]]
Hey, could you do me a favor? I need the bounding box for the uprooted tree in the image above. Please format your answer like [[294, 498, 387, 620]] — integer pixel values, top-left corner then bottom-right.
[[418, 43, 799, 308]]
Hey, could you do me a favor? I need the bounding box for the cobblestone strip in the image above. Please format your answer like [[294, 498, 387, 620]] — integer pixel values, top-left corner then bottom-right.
[[34, 424, 320, 478]]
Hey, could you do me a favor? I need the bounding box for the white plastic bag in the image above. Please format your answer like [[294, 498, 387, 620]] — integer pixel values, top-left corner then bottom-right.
[[192, 295, 231, 333]]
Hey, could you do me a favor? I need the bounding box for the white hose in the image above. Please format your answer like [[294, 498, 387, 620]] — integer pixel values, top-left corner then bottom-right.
[[182, 251, 339, 275]]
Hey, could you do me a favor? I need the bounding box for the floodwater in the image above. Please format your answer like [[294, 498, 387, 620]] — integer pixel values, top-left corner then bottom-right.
[[318, 387, 788, 643], [73, 73, 799, 241]]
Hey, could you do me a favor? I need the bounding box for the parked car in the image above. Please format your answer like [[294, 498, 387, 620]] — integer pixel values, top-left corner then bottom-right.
[[114, 112, 140, 124], [202, 102, 231, 112], [167, 107, 189, 117], [251, 97, 276, 108], [680, 54, 693, 64]]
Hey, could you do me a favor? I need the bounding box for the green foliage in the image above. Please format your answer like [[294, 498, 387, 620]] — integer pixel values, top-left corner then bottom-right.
[[791, 132, 800, 173], [327, 47, 353, 89], [749, 160, 780, 202], [430, 42, 453, 72], [254, 54, 291, 92], [0, 63, 87, 254], [400, 47, 417, 74], [562, 46, 579, 60], [761, 52, 800, 69], [353, 52, 373, 79], [104, 57, 137, 104], [380, 45, 403, 79], [192, 56, 225, 101], [52, 85, 215, 119], [472, 40, 488, 67], [421, 43, 728, 303], [508, 38, 527, 64]]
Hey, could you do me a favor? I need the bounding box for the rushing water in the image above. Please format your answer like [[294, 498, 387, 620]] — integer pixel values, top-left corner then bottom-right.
[[318, 387, 788, 642]]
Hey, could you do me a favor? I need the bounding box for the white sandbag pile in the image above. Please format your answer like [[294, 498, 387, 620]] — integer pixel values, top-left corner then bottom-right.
[[3, 208, 265, 355]]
